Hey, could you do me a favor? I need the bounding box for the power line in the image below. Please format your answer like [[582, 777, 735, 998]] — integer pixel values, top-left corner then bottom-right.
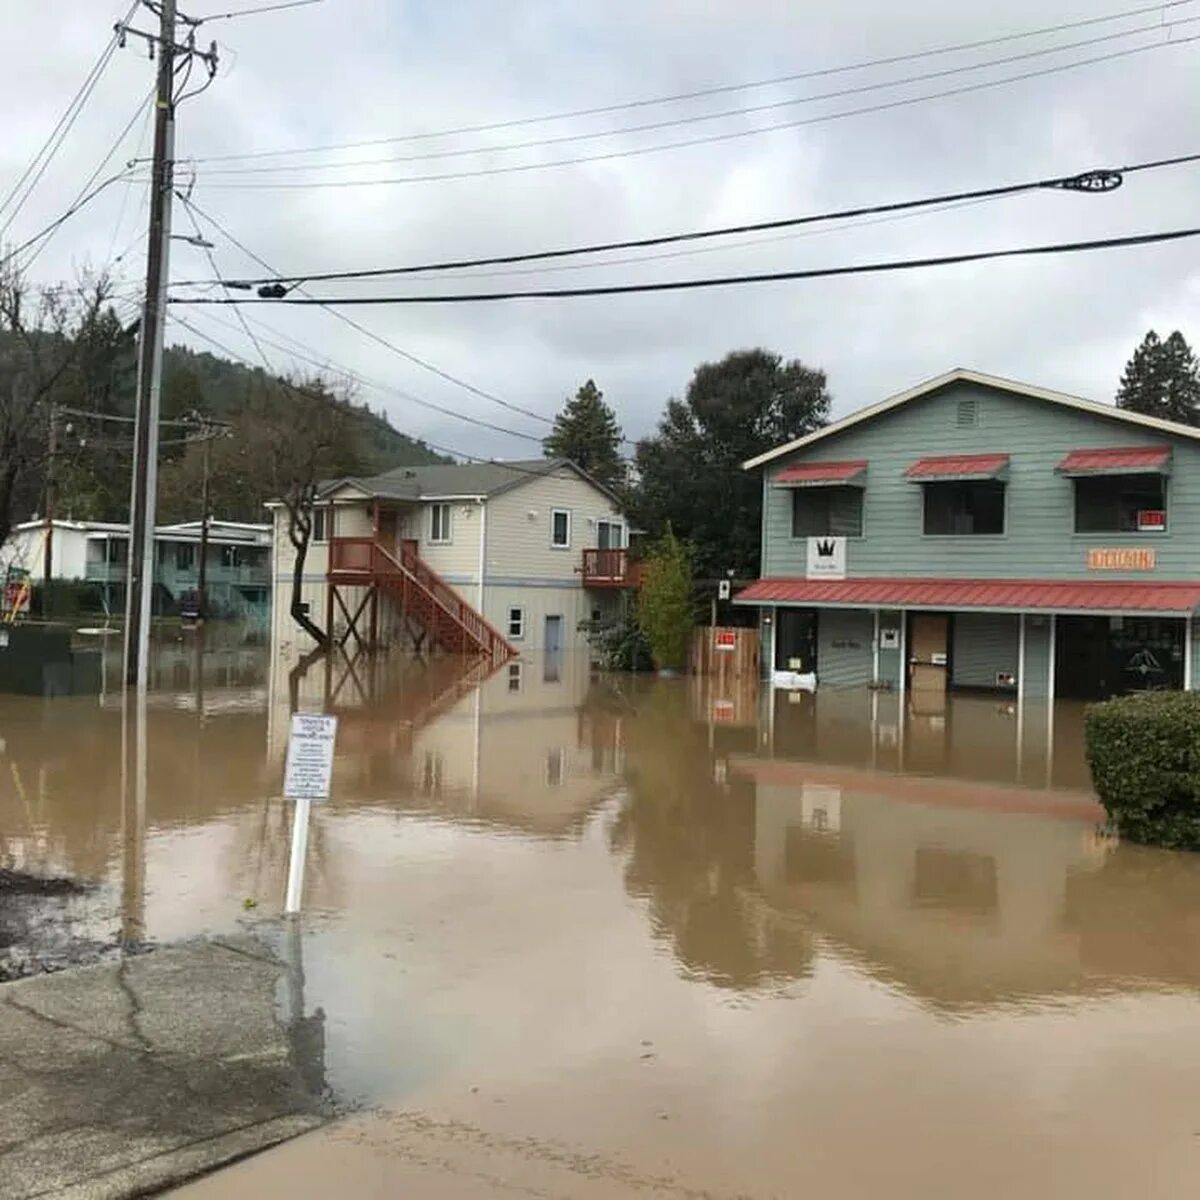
[[170, 152, 1200, 290], [192, 0, 326, 22], [18, 88, 156, 271], [171, 34, 1200, 190], [185, 0, 1199, 163], [169, 305, 544, 442], [0, 1, 140, 236], [172, 225, 1200, 305], [164, 311, 564, 478], [188, 18, 1200, 178], [178, 196, 570, 432]]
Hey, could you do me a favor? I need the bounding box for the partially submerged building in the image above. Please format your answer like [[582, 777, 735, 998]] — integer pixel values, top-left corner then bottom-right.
[[738, 369, 1200, 700]]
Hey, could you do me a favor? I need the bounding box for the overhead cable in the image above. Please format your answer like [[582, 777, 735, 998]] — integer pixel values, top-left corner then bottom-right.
[[185, 0, 1198, 162], [172, 226, 1200, 306], [169, 152, 1200, 290]]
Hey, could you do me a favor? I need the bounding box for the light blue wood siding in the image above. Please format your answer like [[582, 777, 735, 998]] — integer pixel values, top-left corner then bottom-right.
[[952, 613, 1018, 689], [817, 609, 874, 687], [762, 381, 1200, 582]]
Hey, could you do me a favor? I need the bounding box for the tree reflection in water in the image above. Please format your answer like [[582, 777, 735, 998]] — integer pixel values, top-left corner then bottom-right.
[[608, 681, 814, 992]]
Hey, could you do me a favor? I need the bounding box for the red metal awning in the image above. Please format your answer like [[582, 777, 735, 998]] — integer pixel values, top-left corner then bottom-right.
[[773, 459, 868, 487], [904, 453, 1009, 481], [1055, 445, 1171, 475], [734, 576, 1200, 615]]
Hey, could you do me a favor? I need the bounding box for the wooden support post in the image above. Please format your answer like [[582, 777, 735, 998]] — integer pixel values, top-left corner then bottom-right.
[[325, 582, 335, 653]]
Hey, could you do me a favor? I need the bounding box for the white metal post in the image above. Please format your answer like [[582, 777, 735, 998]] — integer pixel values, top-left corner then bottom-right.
[[476, 498, 487, 613], [284, 795, 311, 915], [897, 609, 907, 771]]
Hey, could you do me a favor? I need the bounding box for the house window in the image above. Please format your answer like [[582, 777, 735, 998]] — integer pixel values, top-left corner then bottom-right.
[[508, 662, 522, 693], [923, 481, 1005, 535], [550, 508, 571, 548], [429, 503, 452, 544], [508, 606, 525, 639], [1074, 474, 1166, 533], [221, 545, 243, 568], [791, 487, 863, 537], [312, 507, 331, 543], [175, 543, 195, 572]]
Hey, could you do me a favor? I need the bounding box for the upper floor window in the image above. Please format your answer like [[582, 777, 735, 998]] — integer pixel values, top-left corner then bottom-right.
[[923, 481, 1005, 535], [221, 545, 243, 568], [429, 503, 452, 544], [175, 543, 195, 572], [551, 508, 571, 548], [791, 486, 863, 538], [312, 507, 331, 543], [1074, 474, 1166, 533]]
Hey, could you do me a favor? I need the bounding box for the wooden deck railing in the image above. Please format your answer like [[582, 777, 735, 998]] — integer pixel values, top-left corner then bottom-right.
[[328, 537, 513, 661], [581, 548, 641, 589]]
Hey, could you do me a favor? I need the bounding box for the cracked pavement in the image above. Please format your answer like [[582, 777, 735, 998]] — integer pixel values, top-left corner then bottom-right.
[[0, 936, 326, 1200]]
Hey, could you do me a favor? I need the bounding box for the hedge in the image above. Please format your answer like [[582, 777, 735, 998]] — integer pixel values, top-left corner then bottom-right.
[[1084, 691, 1200, 851]]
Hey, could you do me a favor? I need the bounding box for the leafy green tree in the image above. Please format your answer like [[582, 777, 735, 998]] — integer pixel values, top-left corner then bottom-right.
[[1116, 330, 1200, 425], [542, 378, 624, 490], [633, 349, 830, 578], [636, 525, 695, 671]]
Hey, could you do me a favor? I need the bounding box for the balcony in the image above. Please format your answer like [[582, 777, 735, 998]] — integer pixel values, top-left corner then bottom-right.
[[581, 548, 641, 589]]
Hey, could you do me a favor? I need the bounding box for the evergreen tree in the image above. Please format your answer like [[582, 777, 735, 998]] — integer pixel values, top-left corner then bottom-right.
[[636, 525, 695, 672], [1116, 330, 1200, 425], [542, 379, 624, 489]]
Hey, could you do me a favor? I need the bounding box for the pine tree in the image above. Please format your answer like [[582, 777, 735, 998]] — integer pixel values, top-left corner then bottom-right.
[[542, 379, 624, 489], [1116, 330, 1200, 425]]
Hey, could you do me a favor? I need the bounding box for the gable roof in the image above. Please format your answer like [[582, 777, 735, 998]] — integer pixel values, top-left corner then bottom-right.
[[317, 457, 621, 505], [742, 368, 1200, 472]]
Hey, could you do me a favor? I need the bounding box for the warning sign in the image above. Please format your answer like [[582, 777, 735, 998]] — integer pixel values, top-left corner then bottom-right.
[[283, 714, 338, 801]]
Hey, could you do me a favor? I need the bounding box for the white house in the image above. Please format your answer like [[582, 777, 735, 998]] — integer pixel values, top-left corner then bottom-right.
[[269, 458, 634, 657]]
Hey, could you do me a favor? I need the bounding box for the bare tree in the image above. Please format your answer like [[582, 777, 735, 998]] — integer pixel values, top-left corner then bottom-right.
[[0, 266, 112, 547], [238, 374, 361, 646]]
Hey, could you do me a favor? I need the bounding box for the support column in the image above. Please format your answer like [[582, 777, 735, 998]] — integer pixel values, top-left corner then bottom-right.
[[1016, 612, 1027, 780], [897, 609, 907, 772], [1186, 615, 1194, 691], [1046, 614, 1057, 789], [872, 608, 881, 685]]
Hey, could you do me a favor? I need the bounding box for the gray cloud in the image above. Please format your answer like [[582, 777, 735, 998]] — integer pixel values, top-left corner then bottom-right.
[[2, 0, 1198, 459]]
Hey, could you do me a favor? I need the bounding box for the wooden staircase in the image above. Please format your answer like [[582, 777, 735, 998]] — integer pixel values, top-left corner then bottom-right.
[[328, 537, 515, 663]]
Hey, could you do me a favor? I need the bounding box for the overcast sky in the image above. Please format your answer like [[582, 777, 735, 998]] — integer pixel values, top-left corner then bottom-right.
[[2, 0, 1199, 459]]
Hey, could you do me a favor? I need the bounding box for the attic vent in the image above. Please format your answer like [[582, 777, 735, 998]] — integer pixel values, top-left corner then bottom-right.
[[956, 398, 979, 427]]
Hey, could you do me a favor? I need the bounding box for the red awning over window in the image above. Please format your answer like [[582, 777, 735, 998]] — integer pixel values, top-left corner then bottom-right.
[[1055, 445, 1171, 475], [774, 460, 868, 487], [904, 453, 1009, 481], [735, 577, 1200, 615]]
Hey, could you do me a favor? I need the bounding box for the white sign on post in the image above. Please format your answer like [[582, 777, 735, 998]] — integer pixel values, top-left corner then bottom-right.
[[806, 536, 846, 580], [284, 713, 338, 801], [283, 713, 337, 915]]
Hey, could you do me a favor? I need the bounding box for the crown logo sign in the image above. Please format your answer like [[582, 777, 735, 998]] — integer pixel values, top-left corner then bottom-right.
[[815, 538, 837, 557]]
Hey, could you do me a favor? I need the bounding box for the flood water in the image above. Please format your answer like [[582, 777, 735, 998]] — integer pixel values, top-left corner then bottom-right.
[[4, 639, 1200, 1197]]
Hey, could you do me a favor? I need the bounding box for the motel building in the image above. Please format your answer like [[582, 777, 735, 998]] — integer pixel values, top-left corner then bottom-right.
[[736, 369, 1200, 704]]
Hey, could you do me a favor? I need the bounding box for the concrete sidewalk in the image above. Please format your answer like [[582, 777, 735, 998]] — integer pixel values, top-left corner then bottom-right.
[[0, 936, 326, 1200]]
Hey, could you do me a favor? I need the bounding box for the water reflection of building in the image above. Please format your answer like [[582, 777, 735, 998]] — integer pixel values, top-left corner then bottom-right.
[[269, 646, 626, 837]]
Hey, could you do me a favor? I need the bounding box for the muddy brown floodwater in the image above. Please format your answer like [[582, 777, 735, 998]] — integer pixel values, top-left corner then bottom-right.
[[3, 641, 1200, 1198]]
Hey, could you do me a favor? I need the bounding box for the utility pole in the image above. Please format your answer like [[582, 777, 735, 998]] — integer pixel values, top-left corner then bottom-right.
[[119, 2, 217, 687], [197, 430, 210, 620], [43, 405, 56, 616], [123, 0, 177, 686]]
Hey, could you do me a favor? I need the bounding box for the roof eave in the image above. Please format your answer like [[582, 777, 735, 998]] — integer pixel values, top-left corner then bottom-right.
[[742, 368, 1200, 472]]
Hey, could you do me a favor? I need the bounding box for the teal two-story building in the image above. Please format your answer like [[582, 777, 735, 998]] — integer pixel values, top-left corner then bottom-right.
[[737, 369, 1200, 701]]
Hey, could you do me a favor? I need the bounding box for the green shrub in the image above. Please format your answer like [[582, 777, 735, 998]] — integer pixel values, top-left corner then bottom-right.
[[1084, 691, 1200, 850], [636, 526, 696, 672]]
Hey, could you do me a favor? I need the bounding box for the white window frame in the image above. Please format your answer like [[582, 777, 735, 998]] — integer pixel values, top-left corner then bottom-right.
[[429, 502, 452, 544], [597, 518, 624, 549], [550, 508, 571, 549], [312, 506, 331, 544], [507, 606, 525, 640]]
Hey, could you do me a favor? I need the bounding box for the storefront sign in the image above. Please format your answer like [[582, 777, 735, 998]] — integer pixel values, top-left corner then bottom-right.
[[806, 536, 846, 580], [1086, 547, 1156, 571], [714, 629, 737, 652], [1137, 510, 1166, 532]]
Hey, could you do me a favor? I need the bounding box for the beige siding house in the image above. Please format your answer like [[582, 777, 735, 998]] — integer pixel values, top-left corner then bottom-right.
[[270, 458, 632, 657]]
